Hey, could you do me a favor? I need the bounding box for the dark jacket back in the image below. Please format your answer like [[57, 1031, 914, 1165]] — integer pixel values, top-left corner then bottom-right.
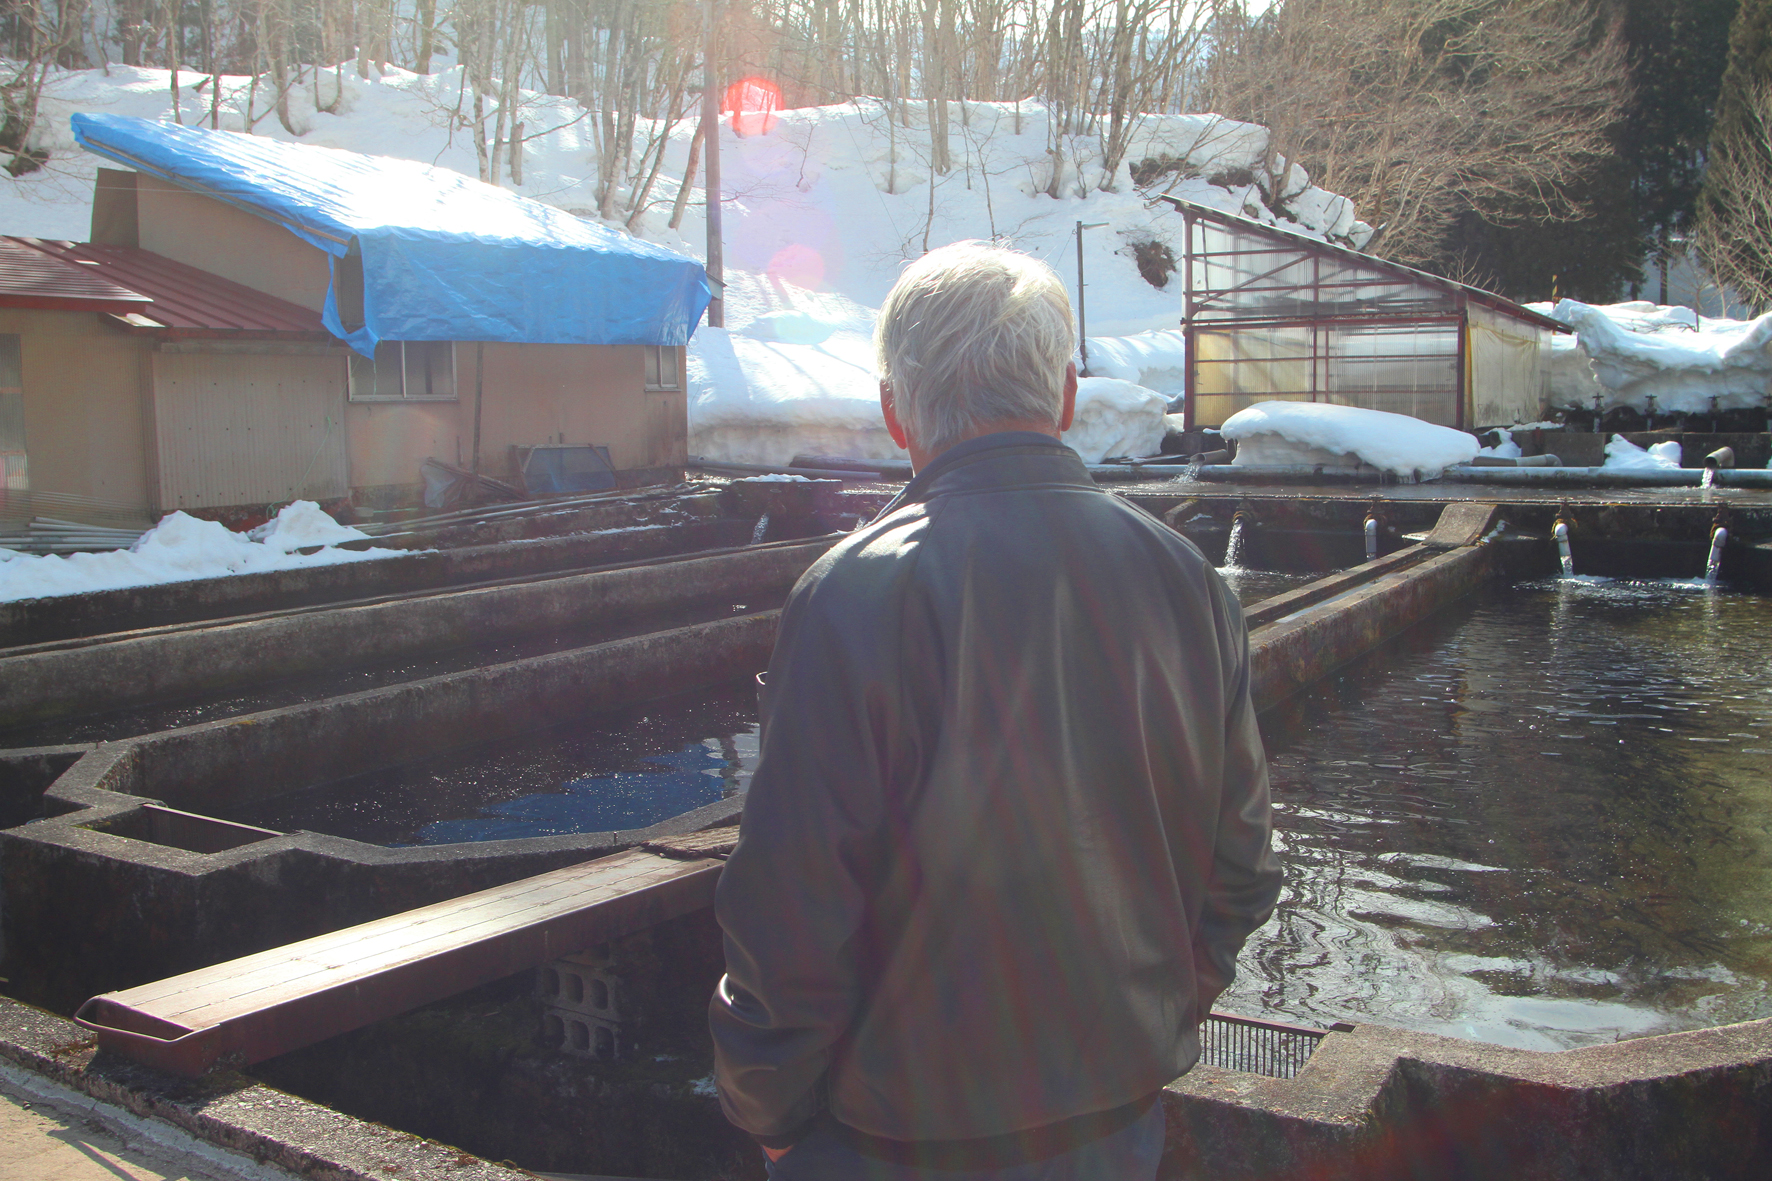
[[711, 432, 1281, 1144]]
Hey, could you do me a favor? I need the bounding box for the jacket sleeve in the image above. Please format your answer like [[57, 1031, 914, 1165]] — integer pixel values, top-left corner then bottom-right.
[[708, 574, 901, 1144], [1190, 594, 1285, 1014]]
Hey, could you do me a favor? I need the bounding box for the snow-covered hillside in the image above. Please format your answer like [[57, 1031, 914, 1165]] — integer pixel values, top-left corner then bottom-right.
[[3, 61, 1372, 464]]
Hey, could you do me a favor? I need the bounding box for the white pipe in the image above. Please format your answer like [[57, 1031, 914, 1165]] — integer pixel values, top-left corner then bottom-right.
[[1554, 521, 1573, 577], [1363, 517, 1379, 562], [1707, 526, 1729, 583]]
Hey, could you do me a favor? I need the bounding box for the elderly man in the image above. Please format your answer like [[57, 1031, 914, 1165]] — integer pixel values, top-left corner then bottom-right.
[[709, 241, 1282, 1180]]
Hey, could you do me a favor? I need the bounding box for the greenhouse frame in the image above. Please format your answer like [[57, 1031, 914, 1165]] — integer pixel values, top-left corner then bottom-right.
[[1162, 197, 1570, 432]]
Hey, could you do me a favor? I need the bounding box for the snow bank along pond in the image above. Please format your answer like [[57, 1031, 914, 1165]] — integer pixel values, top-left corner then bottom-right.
[[3, 483, 1771, 1180]]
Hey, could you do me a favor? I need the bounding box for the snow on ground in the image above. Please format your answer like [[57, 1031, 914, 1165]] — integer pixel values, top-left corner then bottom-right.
[[1601, 435, 1683, 471], [5, 63, 1373, 466], [1220, 402, 1480, 478], [0, 503, 403, 602], [1530, 299, 1772, 416]]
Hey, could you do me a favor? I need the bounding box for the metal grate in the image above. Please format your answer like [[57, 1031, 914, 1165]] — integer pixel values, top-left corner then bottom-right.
[[1199, 1012, 1345, 1079]]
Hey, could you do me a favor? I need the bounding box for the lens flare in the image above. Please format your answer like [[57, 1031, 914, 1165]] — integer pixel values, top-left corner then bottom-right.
[[724, 76, 783, 138]]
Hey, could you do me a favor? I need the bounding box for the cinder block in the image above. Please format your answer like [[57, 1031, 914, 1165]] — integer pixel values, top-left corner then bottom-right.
[[537, 955, 627, 1022], [539, 1006, 626, 1060]]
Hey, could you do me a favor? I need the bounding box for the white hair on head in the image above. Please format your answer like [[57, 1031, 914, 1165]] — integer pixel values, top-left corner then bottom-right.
[[875, 241, 1076, 457]]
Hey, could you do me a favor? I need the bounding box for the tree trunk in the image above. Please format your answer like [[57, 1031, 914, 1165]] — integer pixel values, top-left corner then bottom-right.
[[669, 119, 705, 230], [416, 0, 436, 74]]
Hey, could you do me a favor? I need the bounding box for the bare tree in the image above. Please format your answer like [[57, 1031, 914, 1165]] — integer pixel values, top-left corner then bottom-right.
[[1203, 0, 1629, 265], [1694, 79, 1772, 312]]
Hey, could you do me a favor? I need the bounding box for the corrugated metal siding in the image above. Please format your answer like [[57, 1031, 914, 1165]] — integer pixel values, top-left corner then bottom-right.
[[153, 351, 348, 509]]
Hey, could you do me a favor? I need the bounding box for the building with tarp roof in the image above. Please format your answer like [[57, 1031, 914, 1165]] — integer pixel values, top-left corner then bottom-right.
[[0, 117, 711, 521], [1161, 196, 1568, 433]]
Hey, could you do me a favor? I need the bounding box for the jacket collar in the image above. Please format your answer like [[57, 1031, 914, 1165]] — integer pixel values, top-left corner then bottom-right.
[[872, 432, 1095, 522]]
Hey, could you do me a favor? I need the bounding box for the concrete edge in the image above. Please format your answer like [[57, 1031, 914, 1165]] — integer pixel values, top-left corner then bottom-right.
[[1161, 1017, 1772, 1179], [0, 995, 548, 1181]]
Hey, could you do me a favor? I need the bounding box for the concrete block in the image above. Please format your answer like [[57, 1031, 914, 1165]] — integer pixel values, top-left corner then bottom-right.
[[1423, 501, 1503, 548]]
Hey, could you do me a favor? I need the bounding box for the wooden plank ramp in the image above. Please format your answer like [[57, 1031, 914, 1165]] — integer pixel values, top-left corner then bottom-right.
[[74, 830, 737, 1077]]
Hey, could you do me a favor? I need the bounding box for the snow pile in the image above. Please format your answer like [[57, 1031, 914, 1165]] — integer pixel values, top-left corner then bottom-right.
[[1066, 378, 1170, 463], [1477, 428, 1523, 459], [1601, 435, 1683, 471], [0, 506, 400, 602], [245, 499, 372, 550], [1530, 299, 1772, 415], [1082, 330, 1190, 401], [1221, 401, 1479, 477], [3, 64, 1372, 467]]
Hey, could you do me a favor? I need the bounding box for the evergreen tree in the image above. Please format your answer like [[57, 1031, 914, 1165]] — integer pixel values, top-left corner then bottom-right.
[[1695, 0, 1772, 308], [1435, 0, 1736, 303]]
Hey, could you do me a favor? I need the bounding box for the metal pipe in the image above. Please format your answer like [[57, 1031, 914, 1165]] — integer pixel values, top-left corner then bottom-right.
[[689, 457, 903, 480], [701, 0, 724, 328], [1442, 466, 1772, 488], [1364, 516, 1379, 563]]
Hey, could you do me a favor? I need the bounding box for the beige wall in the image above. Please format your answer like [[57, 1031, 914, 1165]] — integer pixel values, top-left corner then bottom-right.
[[346, 342, 687, 488], [134, 175, 333, 312], [0, 309, 679, 511], [0, 308, 151, 512]]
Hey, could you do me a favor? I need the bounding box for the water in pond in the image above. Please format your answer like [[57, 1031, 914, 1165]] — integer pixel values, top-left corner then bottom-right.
[[225, 682, 760, 845], [1217, 566, 1320, 605], [1226, 577, 1772, 1049]]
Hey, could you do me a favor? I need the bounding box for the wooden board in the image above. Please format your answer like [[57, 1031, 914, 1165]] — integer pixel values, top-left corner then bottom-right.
[[75, 846, 723, 1077]]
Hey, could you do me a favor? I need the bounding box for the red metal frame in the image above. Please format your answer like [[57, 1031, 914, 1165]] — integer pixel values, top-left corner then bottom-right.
[[1171, 195, 1549, 429]]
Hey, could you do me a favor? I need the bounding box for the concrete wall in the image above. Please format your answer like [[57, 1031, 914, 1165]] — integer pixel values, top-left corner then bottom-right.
[[0, 307, 151, 513], [1160, 1018, 1772, 1180]]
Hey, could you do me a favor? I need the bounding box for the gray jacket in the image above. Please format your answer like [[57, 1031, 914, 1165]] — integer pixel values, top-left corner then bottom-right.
[[710, 431, 1281, 1147]]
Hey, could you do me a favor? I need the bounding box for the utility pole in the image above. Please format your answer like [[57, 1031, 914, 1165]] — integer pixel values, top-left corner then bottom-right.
[[701, 1, 724, 327], [1075, 220, 1107, 375]]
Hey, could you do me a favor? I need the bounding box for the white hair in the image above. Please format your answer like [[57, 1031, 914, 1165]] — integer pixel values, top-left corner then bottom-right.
[[875, 241, 1076, 456]]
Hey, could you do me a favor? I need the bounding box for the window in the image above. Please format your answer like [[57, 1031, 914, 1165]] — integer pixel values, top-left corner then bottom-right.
[[645, 345, 680, 391], [0, 334, 25, 491], [348, 341, 457, 401]]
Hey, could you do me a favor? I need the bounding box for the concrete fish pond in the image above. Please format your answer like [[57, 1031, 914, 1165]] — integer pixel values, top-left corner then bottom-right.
[[225, 682, 761, 847], [2, 492, 1771, 1179]]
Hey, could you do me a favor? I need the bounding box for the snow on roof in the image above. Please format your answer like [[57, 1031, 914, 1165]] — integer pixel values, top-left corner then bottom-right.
[[71, 113, 711, 355], [1220, 401, 1479, 477]]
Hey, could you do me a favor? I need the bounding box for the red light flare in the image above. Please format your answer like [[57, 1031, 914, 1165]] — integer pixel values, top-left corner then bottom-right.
[[724, 76, 783, 137]]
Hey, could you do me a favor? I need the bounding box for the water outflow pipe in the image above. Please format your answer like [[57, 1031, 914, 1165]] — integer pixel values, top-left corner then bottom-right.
[[1707, 525, 1729, 584], [1364, 515, 1380, 563], [1225, 509, 1257, 569], [1553, 519, 1574, 577]]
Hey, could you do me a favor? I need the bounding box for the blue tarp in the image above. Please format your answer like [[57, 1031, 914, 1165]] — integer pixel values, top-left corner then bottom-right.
[[72, 113, 712, 356]]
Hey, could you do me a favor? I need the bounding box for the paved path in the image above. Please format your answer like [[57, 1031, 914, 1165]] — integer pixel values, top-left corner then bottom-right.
[[0, 1065, 298, 1181]]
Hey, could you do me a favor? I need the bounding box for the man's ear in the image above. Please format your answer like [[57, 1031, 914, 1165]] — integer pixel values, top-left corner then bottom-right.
[[1058, 364, 1078, 433], [881, 381, 910, 450]]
